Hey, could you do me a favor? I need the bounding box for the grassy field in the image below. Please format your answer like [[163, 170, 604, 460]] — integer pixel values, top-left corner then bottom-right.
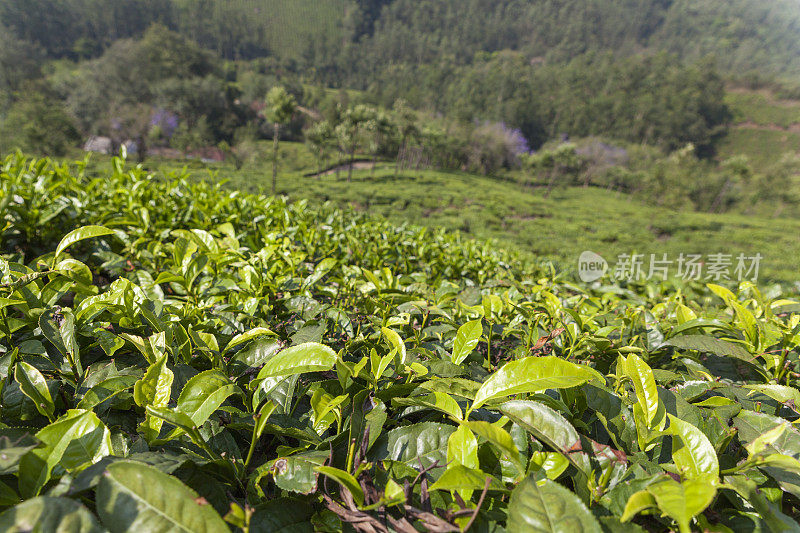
[[726, 89, 800, 127], [716, 127, 800, 169], [719, 88, 800, 169], [88, 146, 800, 285]]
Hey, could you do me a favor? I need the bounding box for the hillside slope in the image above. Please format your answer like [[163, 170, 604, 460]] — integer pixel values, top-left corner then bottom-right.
[[117, 150, 800, 284], [718, 88, 800, 169]]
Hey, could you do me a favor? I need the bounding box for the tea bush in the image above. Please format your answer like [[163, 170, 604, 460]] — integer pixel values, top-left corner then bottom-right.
[[0, 152, 799, 531]]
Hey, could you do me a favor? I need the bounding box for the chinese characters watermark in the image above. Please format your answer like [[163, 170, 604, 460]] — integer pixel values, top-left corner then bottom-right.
[[578, 251, 761, 283]]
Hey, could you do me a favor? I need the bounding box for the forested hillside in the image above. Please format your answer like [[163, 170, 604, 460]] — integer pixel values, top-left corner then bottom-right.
[[3, 0, 800, 82]]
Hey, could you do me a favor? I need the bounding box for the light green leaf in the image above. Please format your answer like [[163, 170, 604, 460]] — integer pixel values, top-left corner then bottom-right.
[[620, 353, 665, 450], [145, 406, 198, 437], [429, 465, 506, 493], [303, 258, 337, 288], [55, 225, 115, 259], [665, 335, 755, 361], [14, 362, 54, 421], [256, 342, 337, 379], [224, 327, 277, 353], [381, 327, 407, 364], [451, 319, 482, 365], [133, 354, 174, 442], [315, 466, 365, 507], [668, 414, 719, 479], [744, 384, 800, 405], [175, 370, 238, 426], [645, 475, 717, 533], [465, 420, 524, 475], [620, 490, 657, 523], [39, 308, 81, 375], [529, 452, 569, 481], [448, 424, 479, 470], [19, 409, 112, 497], [725, 475, 800, 533], [253, 401, 277, 444], [471, 356, 599, 411], [371, 422, 455, 473], [394, 391, 462, 420], [260, 451, 328, 495]]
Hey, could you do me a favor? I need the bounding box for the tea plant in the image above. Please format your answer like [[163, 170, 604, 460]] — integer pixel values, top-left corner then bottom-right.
[[0, 152, 799, 532]]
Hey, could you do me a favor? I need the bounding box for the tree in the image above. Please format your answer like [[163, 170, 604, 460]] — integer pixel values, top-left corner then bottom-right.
[[0, 90, 80, 156], [366, 109, 396, 175], [263, 86, 297, 194], [392, 99, 418, 177], [335, 104, 375, 182], [305, 120, 335, 176]]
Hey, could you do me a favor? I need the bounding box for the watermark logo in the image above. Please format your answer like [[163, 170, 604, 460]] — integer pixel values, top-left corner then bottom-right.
[[578, 251, 762, 283], [578, 251, 608, 282]]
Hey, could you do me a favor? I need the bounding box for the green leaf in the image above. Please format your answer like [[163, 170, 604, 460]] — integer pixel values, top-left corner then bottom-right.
[[507, 476, 602, 533], [315, 466, 365, 507], [620, 490, 657, 523], [248, 498, 315, 533], [0, 429, 38, 475], [471, 356, 599, 411], [262, 451, 328, 495], [145, 406, 204, 448], [620, 353, 665, 450], [55, 258, 93, 285], [447, 423, 479, 469], [465, 421, 524, 475], [14, 362, 54, 421], [0, 496, 104, 532], [0, 297, 24, 311], [394, 391, 462, 420], [303, 258, 337, 288], [451, 319, 482, 365], [499, 400, 590, 475], [19, 409, 112, 497], [38, 307, 81, 376], [725, 475, 800, 533], [735, 410, 800, 457], [620, 353, 663, 428], [256, 342, 337, 378], [224, 327, 276, 352], [381, 327, 407, 364], [96, 460, 229, 532], [230, 337, 282, 376], [371, 422, 455, 473], [253, 400, 277, 444], [429, 465, 506, 492], [55, 225, 115, 259], [175, 370, 238, 426], [665, 335, 755, 361], [743, 384, 800, 405], [667, 414, 719, 480], [133, 354, 174, 442], [77, 375, 139, 410], [644, 475, 717, 533], [310, 388, 348, 434]]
